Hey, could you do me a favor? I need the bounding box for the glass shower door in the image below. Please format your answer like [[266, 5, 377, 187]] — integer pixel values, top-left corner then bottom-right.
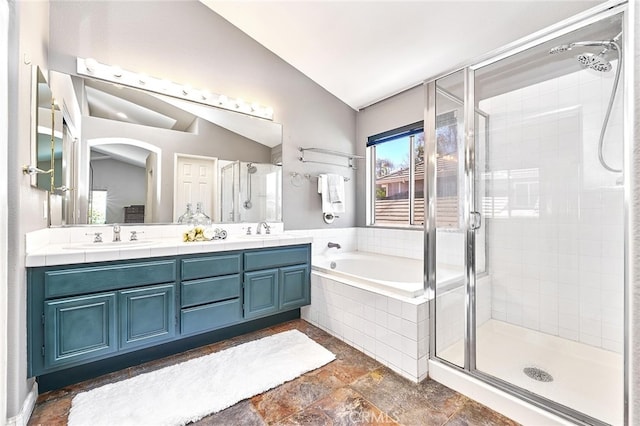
[[430, 9, 626, 425], [432, 70, 466, 368], [472, 14, 625, 425]]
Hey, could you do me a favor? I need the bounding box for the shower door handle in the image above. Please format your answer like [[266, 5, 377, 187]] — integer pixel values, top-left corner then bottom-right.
[[470, 211, 482, 230]]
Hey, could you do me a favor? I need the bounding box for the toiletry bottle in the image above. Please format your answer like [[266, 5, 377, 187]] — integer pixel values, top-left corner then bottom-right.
[[193, 202, 212, 226], [177, 203, 195, 225]]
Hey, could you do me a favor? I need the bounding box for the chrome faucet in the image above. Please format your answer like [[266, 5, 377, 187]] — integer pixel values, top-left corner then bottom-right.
[[327, 242, 341, 249], [256, 221, 271, 235], [86, 232, 103, 243], [112, 224, 121, 242], [129, 230, 144, 241]]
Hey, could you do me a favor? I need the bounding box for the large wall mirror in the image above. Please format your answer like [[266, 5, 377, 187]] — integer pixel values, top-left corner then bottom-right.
[[49, 71, 283, 225]]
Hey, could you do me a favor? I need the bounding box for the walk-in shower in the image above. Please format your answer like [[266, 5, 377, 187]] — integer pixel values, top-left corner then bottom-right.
[[428, 4, 628, 425], [220, 161, 282, 222], [549, 32, 623, 173]]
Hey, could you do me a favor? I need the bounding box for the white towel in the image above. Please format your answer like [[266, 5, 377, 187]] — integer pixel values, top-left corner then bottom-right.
[[318, 173, 345, 214]]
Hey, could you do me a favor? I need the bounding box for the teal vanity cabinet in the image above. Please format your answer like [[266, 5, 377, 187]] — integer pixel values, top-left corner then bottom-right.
[[243, 246, 310, 319], [28, 259, 177, 375], [28, 243, 311, 390], [179, 253, 243, 335]]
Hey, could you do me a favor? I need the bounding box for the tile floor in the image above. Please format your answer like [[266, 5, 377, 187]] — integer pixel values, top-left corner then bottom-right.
[[28, 319, 518, 425]]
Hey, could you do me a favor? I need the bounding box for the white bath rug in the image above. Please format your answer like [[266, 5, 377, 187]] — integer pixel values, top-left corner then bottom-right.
[[68, 329, 335, 426]]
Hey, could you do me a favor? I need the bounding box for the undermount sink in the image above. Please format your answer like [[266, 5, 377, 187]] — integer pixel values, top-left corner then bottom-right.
[[63, 240, 157, 250], [235, 234, 282, 239]]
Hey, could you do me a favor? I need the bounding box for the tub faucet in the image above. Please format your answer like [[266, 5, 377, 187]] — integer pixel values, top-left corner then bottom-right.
[[256, 221, 271, 235], [112, 224, 121, 242], [327, 242, 341, 249]]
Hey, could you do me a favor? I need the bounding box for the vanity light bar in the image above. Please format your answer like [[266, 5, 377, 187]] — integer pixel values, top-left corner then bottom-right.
[[76, 57, 274, 121]]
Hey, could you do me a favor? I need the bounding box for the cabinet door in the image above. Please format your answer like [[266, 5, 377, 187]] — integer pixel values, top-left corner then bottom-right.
[[243, 269, 278, 319], [44, 293, 117, 370], [279, 264, 310, 310], [119, 284, 176, 350]]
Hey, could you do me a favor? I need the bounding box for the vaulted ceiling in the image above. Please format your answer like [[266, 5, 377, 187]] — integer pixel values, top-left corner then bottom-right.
[[202, 0, 605, 110]]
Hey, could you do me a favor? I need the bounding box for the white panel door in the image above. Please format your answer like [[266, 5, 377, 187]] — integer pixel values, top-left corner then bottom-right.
[[174, 155, 217, 221]]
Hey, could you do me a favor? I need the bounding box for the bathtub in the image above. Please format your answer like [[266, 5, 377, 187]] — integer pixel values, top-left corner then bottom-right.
[[312, 251, 463, 298]]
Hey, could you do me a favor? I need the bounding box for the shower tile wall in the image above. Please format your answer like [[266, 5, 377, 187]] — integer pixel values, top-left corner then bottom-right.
[[479, 65, 624, 353], [355, 227, 466, 265], [287, 228, 358, 255]]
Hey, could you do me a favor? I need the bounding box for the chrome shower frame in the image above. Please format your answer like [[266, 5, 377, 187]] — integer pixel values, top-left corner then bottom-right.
[[424, 1, 632, 424]]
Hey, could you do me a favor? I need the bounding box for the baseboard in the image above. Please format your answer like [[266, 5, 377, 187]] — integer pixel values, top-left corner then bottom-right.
[[6, 381, 37, 426]]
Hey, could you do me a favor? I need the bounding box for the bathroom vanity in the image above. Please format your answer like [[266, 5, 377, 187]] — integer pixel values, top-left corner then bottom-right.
[[26, 234, 311, 391]]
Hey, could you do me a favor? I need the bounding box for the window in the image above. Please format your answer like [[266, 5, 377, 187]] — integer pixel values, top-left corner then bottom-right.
[[367, 114, 461, 229], [434, 111, 460, 229], [89, 190, 107, 224], [367, 122, 424, 226]]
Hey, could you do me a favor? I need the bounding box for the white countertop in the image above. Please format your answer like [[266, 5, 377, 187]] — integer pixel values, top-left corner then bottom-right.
[[26, 233, 313, 267]]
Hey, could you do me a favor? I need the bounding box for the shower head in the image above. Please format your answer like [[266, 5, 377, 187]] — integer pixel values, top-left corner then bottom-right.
[[247, 163, 257, 174], [577, 51, 612, 72], [548, 37, 620, 73], [548, 39, 618, 56]]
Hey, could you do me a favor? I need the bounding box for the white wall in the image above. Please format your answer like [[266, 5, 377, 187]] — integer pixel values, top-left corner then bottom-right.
[[480, 64, 625, 353], [1, 1, 9, 423], [7, 0, 49, 420], [47, 1, 357, 230]]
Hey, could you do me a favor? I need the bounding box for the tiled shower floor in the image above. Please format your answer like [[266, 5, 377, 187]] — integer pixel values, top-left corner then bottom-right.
[[28, 319, 517, 425]]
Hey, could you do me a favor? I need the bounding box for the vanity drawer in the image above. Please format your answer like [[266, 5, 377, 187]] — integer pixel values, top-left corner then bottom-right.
[[44, 260, 177, 299], [244, 246, 310, 271], [181, 254, 242, 281], [180, 299, 242, 335], [181, 275, 241, 308]]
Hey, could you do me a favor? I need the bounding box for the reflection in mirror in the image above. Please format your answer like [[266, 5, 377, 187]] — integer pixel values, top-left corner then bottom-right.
[[220, 161, 282, 223], [88, 140, 159, 224], [52, 72, 283, 225], [32, 67, 62, 192]]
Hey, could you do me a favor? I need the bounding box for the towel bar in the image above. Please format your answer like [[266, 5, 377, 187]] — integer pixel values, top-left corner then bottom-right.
[[289, 172, 350, 182]]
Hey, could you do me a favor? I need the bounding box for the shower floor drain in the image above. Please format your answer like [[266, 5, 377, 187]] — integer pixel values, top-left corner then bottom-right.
[[523, 367, 554, 382]]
